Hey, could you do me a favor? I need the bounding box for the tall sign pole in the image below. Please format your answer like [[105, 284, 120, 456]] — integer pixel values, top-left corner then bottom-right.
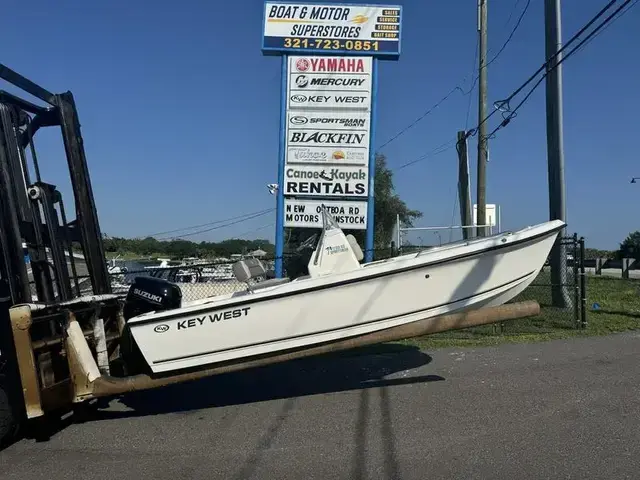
[[262, 2, 403, 277]]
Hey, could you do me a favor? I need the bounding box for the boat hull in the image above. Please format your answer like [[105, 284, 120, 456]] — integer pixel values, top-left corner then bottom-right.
[[128, 221, 563, 373]]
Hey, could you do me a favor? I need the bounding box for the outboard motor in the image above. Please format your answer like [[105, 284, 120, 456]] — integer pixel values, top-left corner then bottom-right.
[[118, 277, 182, 376], [123, 276, 182, 321]]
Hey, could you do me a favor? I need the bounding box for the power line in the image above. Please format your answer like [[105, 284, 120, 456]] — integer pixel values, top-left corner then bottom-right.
[[485, 0, 532, 72], [375, 86, 464, 151], [141, 208, 275, 238], [158, 209, 275, 240], [397, 0, 632, 174], [564, 0, 639, 57], [376, 0, 532, 152], [485, 0, 637, 139], [465, 36, 479, 129], [462, 0, 625, 142], [235, 222, 274, 238], [393, 138, 458, 171], [465, 0, 532, 97]]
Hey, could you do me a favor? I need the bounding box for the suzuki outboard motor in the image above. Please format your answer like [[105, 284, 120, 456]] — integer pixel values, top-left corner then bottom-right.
[[123, 276, 182, 321], [118, 277, 182, 375]]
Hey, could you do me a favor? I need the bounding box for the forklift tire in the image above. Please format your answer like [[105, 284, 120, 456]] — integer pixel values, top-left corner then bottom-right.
[[0, 379, 19, 447]]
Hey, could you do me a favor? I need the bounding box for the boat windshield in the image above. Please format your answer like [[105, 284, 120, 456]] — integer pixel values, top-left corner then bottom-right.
[[321, 206, 342, 231]]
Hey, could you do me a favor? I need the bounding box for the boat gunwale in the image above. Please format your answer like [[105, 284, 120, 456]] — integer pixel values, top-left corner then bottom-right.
[[151, 268, 538, 366], [127, 221, 564, 326]]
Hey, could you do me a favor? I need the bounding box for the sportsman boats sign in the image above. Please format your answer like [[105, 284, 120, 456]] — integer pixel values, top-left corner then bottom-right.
[[284, 165, 368, 197]]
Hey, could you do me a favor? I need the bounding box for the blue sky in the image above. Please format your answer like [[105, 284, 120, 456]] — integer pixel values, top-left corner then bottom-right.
[[2, 0, 638, 249]]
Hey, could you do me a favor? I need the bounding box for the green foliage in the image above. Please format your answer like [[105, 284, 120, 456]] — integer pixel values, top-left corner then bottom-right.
[[617, 231, 640, 260], [102, 235, 274, 260], [584, 247, 616, 260]]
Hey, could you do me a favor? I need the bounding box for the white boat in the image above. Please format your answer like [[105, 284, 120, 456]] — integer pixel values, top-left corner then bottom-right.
[[123, 209, 564, 374]]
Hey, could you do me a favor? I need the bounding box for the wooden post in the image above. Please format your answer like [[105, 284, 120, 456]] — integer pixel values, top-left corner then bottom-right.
[[476, 0, 489, 237], [457, 131, 473, 239], [622, 258, 632, 279]]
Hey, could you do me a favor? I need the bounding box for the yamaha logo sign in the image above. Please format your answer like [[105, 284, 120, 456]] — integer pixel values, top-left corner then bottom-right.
[[154, 324, 169, 333], [295, 58, 310, 72]]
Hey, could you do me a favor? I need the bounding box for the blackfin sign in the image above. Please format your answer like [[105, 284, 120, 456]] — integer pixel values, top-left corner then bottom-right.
[[284, 165, 368, 197]]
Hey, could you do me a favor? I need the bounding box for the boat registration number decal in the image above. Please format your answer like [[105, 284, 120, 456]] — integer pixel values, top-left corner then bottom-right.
[[176, 307, 251, 331]]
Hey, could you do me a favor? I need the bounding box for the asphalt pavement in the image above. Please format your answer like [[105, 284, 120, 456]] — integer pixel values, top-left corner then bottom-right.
[[2, 333, 640, 479]]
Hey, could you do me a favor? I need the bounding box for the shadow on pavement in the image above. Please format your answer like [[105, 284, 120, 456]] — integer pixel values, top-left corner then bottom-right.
[[96, 342, 443, 418], [17, 343, 443, 444]]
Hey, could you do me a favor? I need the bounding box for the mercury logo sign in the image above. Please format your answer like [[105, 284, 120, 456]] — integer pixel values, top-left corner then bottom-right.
[[295, 75, 308, 87]]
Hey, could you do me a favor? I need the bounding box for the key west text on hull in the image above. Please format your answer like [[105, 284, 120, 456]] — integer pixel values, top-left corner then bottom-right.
[[125, 211, 565, 373]]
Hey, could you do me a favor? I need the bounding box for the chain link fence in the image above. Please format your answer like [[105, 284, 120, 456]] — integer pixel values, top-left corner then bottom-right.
[[94, 235, 586, 335]]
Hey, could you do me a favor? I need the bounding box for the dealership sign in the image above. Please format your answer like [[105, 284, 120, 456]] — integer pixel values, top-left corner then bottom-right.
[[262, 2, 402, 271], [262, 3, 403, 57], [285, 55, 371, 171], [284, 198, 367, 229], [284, 164, 368, 197]]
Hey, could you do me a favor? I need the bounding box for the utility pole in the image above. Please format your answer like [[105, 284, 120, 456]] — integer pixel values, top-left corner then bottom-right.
[[476, 0, 488, 237], [544, 0, 570, 308], [457, 131, 473, 240]]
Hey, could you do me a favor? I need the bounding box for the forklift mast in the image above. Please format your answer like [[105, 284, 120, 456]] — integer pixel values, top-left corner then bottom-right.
[[0, 63, 111, 306]]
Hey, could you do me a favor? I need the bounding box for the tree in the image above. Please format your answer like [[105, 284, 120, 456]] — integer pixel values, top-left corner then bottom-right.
[[365, 152, 422, 250], [285, 152, 422, 257], [618, 231, 640, 260]]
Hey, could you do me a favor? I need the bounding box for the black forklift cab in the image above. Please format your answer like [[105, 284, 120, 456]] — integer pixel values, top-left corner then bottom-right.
[[0, 63, 112, 444]]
